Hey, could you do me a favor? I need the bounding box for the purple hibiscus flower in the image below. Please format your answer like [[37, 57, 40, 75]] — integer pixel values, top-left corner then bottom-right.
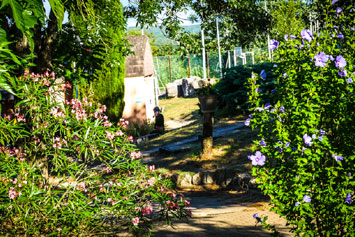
[[333, 154, 344, 162], [282, 73, 288, 78], [319, 129, 326, 135], [253, 213, 263, 222], [336, 7, 342, 13], [284, 34, 289, 41], [244, 118, 251, 126], [256, 88, 262, 93], [285, 142, 290, 147], [345, 193, 352, 204], [303, 133, 313, 146], [332, 0, 339, 4], [279, 106, 285, 113], [269, 39, 280, 51], [337, 33, 344, 40], [339, 69, 347, 77], [314, 52, 329, 67], [347, 78, 353, 84], [303, 195, 311, 203], [260, 70, 267, 80], [260, 139, 266, 147], [295, 202, 301, 206], [335, 55, 346, 68], [264, 102, 272, 110], [249, 151, 266, 166], [301, 29, 312, 42]]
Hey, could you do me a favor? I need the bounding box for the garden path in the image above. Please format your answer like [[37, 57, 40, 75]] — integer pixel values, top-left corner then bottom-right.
[[139, 120, 292, 236], [153, 191, 292, 236]]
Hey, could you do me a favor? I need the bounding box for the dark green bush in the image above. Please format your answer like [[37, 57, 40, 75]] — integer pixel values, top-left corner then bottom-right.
[[215, 63, 277, 114]]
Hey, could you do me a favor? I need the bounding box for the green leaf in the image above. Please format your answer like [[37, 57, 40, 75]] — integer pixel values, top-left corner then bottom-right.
[[47, 0, 65, 30], [23, 10, 39, 29], [0, 27, 7, 43], [0, 77, 16, 96], [9, 0, 26, 32]]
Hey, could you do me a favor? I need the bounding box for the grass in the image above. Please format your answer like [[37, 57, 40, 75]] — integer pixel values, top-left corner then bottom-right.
[[138, 97, 257, 177], [159, 97, 200, 121]]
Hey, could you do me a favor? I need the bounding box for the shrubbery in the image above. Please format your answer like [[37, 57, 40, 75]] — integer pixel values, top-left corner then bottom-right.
[[215, 62, 277, 114], [247, 1, 355, 235], [0, 71, 190, 235]]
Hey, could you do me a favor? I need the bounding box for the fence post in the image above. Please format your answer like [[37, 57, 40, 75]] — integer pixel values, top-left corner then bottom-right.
[[168, 55, 172, 82], [206, 52, 210, 78], [188, 55, 191, 77]]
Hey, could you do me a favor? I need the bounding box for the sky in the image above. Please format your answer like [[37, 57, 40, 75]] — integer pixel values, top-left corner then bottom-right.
[[44, 0, 196, 27]]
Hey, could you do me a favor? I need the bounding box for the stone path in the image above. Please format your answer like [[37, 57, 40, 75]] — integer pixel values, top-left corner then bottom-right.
[[140, 121, 293, 236], [142, 122, 245, 159], [153, 191, 292, 236]]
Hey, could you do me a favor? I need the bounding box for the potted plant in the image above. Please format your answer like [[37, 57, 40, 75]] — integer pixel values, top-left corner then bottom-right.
[[196, 80, 218, 113]]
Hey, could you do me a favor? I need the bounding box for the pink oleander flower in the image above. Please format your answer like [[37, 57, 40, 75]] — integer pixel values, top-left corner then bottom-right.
[[132, 217, 139, 226], [142, 205, 153, 215], [105, 165, 112, 174], [116, 130, 124, 136], [57, 227, 62, 232], [8, 187, 17, 199], [103, 121, 112, 127], [107, 197, 112, 203], [14, 113, 26, 122], [148, 165, 156, 173], [127, 136, 134, 142], [184, 200, 190, 207], [99, 184, 104, 192], [76, 182, 87, 192], [147, 178, 155, 187], [106, 131, 115, 140], [130, 151, 142, 159]]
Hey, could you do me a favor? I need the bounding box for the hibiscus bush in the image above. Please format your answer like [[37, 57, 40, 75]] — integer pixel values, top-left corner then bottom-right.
[[0, 71, 190, 235], [247, 1, 355, 235]]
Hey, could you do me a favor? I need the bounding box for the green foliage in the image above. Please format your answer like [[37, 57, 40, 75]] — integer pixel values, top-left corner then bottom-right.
[[270, 0, 306, 40], [247, 2, 355, 235], [125, 120, 155, 138], [215, 63, 276, 114], [0, 71, 190, 235], [69, 0, 128, 121]]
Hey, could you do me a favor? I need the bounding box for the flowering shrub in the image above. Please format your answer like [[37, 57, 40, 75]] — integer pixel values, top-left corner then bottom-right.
[[247, 2, 355, 235], [0, 71, 190, 235], [215, 62, 277, 114]]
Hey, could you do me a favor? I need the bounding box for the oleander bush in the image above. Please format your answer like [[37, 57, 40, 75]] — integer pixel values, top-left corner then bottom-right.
[[247, 1, 355, 235], [0, 71, 190, 235], [215, 62, 277, 114]]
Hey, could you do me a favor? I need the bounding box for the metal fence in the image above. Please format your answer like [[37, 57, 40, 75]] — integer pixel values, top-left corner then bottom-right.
[[153, 47, 269, 88]]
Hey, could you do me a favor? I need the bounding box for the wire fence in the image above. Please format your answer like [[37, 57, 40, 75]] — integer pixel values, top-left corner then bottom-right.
[[154, 47, 269, 88]]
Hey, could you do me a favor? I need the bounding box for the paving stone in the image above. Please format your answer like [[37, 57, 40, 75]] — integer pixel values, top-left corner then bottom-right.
[[192, 173, 203, 185]]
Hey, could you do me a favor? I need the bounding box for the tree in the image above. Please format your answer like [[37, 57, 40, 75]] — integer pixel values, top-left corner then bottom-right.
[[270, 0, 306, 40], [67, 0, 127, 121], [124, 0, 271, 53]]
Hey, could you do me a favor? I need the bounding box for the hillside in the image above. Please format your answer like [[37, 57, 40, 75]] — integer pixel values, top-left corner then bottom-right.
[[127, 24, 201, 45]]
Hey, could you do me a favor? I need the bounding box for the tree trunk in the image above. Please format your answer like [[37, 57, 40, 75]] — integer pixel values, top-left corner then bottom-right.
[[201, 112, 214, 159], [35, 10, 58, 72]]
